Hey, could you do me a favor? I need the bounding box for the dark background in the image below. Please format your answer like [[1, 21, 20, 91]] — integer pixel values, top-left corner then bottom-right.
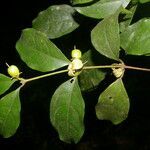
[[0, 0, 150, 150]]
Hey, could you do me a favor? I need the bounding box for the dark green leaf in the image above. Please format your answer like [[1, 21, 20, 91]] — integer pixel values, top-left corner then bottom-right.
[[79, 50, 105, 91], [71, 0, 94, 5], [91, 12, 120, 60], [32, 5, 79, 39], [120, 5, 137, 32], [0, 74, 16, 95], [0, 88, 21, 138], [50, 78, 85, 143], [139, 0, 150, 3], [75, 0, 130, 19], [131, 0, 138, 4], [96, 79, 129, 124], [16, 28, 70, 72], [120, 19, 150, 56]]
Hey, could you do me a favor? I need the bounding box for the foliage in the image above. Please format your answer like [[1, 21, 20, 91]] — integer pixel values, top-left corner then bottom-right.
[[0, 0, 150, 144], [120, 18, 150, 56], [50, 78, 84, 143]]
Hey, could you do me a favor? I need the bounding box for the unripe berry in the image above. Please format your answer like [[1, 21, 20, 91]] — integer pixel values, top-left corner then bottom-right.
[[71, 59, 83, 70], [71, 49, 82, 59], [68, 59, 83, 77], [7, 65, 20, 78]]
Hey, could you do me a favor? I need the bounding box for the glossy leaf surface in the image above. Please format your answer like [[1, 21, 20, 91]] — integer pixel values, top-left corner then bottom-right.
[[0, 74, 16, 95], [96, 79, 129, 124], [0, 88, 21, 137], [75, 0, 130, 19], [50, 78, 85, 143], [120, 19, 150, 56], [16, 28, 70, 72], [91, 13, 120, 60], [33, 5, 79, 39]]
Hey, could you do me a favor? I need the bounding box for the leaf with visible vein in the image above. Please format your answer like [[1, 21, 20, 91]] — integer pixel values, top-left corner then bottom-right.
[[50, 78, 85, 143], [33, 5, 79, 39], [0, 88, 21, 138], [96, 79, 129, 124], [91, 12, 120, 60], [16, 28, 70, 72], [0, 74, 16, 95], [120, 18, 150, 56]]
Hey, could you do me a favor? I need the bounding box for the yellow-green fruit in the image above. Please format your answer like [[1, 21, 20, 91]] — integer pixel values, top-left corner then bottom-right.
[[7, 65, 20, 78], [71, 49, 82, 59], [72, 59, 83, 70], [68, 59, 83, 77]]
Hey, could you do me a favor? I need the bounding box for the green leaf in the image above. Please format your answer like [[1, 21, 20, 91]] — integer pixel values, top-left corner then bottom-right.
[[120, 19, 150, 56], [131, 0, 138, 4], [139, 0, 150, 3], [50, 78, 85, 143], [91, 12, 120, 60], [79, 50, 106, 91], [120, 5, 137, 32], [75, 0, 130, 19], [0, 74, 16, 95], [121, 0, 131, 7], [0, 88, 21, 138], [95, 79, 129, 125], [32, 5, 79, 39], [71, 0, 94, 5], [16, 28, 70, 72]]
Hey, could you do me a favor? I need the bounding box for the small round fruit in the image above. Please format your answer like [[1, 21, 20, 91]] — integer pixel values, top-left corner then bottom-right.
[[72, 59, 83, 70], [67, 59, 83, 77], [71, 49, 82, 59], [7, 65, 20, 78]]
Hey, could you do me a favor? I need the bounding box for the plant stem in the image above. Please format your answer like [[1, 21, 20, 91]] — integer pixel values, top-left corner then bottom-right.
[[124, 65, 150, 72], [83, 64, 150, 72], [21, 69, 68, 85], [20, 65, 121, 84], [19, 64, 150, 85], [83, 64, 122, 70]]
